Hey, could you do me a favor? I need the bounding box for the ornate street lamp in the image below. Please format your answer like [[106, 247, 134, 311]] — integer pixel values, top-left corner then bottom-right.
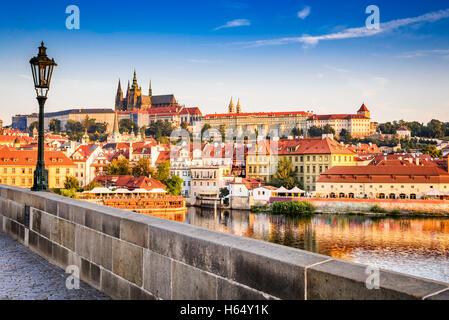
[[29, 42, 57, 191]]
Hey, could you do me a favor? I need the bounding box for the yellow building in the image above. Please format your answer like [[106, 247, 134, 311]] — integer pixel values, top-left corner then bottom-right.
[[247, 138, 356, 192], [317, 164, 449, 200], [306, 104, 373, 138], [0, 147, 76, 189], [202, 99, 312, 137]]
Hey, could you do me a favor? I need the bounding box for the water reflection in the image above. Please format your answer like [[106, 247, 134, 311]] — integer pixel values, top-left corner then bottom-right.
[[147, 207, 449, 283]]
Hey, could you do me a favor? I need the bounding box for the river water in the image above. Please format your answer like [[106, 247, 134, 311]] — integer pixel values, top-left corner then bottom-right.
[[151, 207, 449, 284]]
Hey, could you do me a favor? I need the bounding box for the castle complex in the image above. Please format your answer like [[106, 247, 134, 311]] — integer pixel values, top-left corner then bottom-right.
[[202, 100, 374, 139], [115, 70, 179, 111]]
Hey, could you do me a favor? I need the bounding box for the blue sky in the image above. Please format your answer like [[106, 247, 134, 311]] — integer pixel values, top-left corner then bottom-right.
[[0, 0, 449, 125]]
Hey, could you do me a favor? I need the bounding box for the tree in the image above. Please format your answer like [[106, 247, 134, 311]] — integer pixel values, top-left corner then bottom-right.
[[119, 119, 137, 134], [291, 127, 303, 137], [339, 129, 352, 144], [146, 120, 173, 139], [83, 180, 102, 192], [322, 124, 335, 135], [181, 121, 189, 130], [28, 121, 39, 133], [201, 124, 211, 136], [308, 126, 323, 138], [166, 175, 183, 196], [64, 176, 80, 190], [271, 158, 301, 189], [219, 187, 229, 198], [82, 116, 96, 132], [106, 158, 132, 175], [153, 160, 170, 183], [65, 120, 84, 141], [132, 158, 155, 177], [49, 119, 61, 133], [421, 145, 443, 159], [219, 125, 227, 142]]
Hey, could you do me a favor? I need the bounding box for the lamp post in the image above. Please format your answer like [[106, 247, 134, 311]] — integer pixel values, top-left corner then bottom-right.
[[29, 42, 57, 191]]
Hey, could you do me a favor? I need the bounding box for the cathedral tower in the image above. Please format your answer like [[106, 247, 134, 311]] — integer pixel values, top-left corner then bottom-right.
[[115, 79, 123, 111], [236, 98, 242, 114], [228, 97, 235, 113]]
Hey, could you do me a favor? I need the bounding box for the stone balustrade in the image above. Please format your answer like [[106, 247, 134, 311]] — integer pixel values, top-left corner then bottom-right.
[[1, 184, 448, 300]]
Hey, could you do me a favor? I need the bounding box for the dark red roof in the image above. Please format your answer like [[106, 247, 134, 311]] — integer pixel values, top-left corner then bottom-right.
[[358, 104, 369, 112]]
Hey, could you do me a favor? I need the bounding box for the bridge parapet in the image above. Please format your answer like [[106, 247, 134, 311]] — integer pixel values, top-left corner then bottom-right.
[[1, 184, 448, 300]]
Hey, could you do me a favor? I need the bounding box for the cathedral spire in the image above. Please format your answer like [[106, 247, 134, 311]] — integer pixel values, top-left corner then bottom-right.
[[149, 80, 152, 96], [117, 79, 122, 93], [236, 98, 242, 114], [228, 97, 235, 113], [132, 69, 138, 89]]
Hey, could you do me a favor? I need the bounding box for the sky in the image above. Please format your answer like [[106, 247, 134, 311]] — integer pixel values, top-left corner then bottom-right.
[[0, 0, 449, 125]]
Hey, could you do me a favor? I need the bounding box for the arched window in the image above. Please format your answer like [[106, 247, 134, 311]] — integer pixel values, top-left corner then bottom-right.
[[410, 194, 417, 200], [378, 193, 386, 199], [400, 194, 406, 199], [389, 194, 396, 200]]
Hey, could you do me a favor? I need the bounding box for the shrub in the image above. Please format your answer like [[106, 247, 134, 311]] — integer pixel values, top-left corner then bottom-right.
[[271, 201, 315, 215], [389, 209, 401, 215], [370, 205, 387, 213]]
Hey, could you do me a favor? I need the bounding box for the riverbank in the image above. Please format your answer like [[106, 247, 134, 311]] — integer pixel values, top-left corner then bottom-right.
[[266, 197, 449, 217]]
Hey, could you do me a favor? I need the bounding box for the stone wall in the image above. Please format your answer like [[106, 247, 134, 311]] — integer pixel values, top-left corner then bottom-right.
[[270, 197, 449, 214], [1, 184, 448, 300]]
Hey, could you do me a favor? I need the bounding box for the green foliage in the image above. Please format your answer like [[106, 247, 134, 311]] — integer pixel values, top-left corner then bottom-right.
[[64, 176, 80, 190], [132, 158, 155, 177], [166, 175, 183, 196], [65, 120, 85, 141], [49, 119, 61, 132], [291, 127, 303, 137], [181, 121, 189, 130], [106, 158, 132, 175], [59, 188, 78, 199], [378, 119, 449, 139], [146, 120, 173, 140], [153, 160, 170, 183], [308, 126, 322, 138], [389, 209, 401, 215], [119, 119, 138, 135], [82, 181, 102, 192], [28, 121, 39, 133], [219, 187, 229, 198], [322, 124, 335, 135], [271, 158, 301, 189], [271, 201, 315, 215], [201, 124, 211, 136], [370, 205, 387, 213], [420, 145, 443, 159]]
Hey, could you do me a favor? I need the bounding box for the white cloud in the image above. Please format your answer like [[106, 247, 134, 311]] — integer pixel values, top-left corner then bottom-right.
[[297, 6, 311, 20], [214, 19, 250, 31], [17, 74, 32, 80], [242, 8, 449, 47], [398, 49, 449, 58]]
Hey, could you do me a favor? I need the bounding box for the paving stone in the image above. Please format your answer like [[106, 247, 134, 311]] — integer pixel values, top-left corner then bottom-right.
[[0, 231, 109, 300]]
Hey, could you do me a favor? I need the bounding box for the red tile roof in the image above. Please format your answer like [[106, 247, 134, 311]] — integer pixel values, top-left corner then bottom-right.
[[308, 114, 368, 121], [358, 104, 369, 112], [318, 165, 449, 184], [0, 146, 75, 166], [93, 175, 166, 191], [203, 111, 312, 119], [248, 138, 356, 156]]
